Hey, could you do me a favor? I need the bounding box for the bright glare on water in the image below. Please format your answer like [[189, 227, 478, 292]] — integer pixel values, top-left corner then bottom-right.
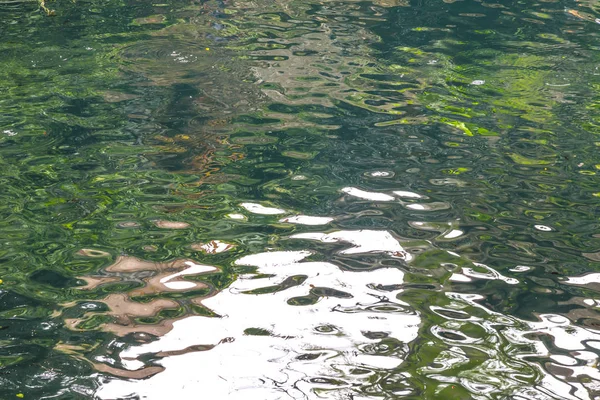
[[1, 0, 600, 398]]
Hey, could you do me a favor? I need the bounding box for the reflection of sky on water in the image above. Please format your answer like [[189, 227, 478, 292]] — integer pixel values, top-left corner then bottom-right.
[[96, 231, 420, 399], [91, 193, 600, 399]]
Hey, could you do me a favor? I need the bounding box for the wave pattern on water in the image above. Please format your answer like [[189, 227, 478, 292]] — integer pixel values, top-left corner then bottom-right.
[[1, 0, 600, 398]]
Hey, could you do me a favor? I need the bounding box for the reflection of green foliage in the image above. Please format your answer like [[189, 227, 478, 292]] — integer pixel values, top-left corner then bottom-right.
[[508, 152, 552, 166], [2, 0, 600, 397]]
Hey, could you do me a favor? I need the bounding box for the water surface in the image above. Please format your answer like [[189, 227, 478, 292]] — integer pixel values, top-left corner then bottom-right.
[[1, 0, 600, 398]]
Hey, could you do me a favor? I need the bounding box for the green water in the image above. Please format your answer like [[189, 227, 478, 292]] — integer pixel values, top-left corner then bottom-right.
[[1, 0, 600, 398]]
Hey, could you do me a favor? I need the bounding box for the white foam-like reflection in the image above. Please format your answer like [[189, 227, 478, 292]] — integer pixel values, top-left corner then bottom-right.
[[192, 240, 234, 254], [565, 273, 600, 285], [409, 221, 465, 241], [462, 262, 519, 285], [449, 263, 518, 285], [405, 202, 450, 211], [96, 246, 420, 399], [341, 187, 395, 201], [449, 273, 472, 282], [291, 229, 413, 261], [393, 190, 425, 199], [340, 187, 450, 213], [443, 229, 464, 239], [406, 203, 426, 210], [367, 171, 393, 178], [240, 202, 286, 215], [279, 215, 334, 225], [550, 355, 578, 366], [159, 262, 217, 290]]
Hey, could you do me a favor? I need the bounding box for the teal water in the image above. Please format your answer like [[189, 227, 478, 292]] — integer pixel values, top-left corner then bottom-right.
[[1, 0, 600, 398]]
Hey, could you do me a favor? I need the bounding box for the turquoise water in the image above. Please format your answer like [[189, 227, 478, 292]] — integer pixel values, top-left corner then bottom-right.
[[1, 0, 600, 398]]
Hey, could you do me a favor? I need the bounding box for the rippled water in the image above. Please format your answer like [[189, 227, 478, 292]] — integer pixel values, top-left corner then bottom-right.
[[1, 0, 600, 398]]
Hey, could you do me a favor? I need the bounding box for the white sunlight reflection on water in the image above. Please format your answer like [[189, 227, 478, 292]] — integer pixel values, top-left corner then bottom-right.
[[93, 191, 600, 400], [96, 232, 420, 399], [93, 189, 600, 400]]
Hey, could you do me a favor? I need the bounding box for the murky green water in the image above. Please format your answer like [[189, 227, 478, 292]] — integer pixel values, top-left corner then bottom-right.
[[1, 0, 600, 398]]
